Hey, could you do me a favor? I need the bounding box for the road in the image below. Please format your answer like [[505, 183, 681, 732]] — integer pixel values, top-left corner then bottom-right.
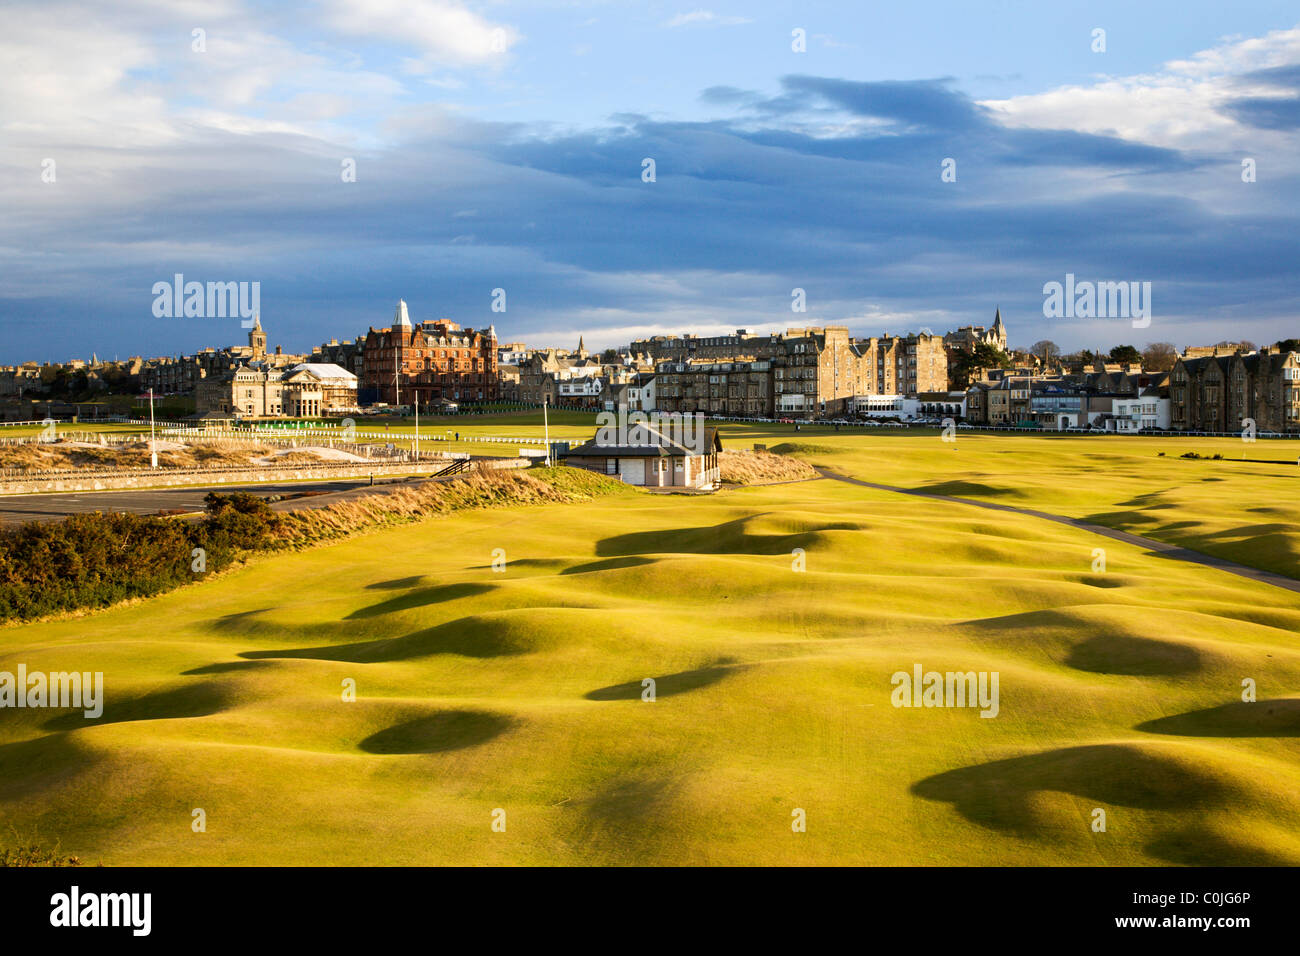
[[816, 467, 1300, 595], [0, 476, 422, 526]]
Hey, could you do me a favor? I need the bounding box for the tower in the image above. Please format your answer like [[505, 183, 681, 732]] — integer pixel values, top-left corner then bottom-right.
[[249, 315, 266, 360], [991, 308, 1006, 350]]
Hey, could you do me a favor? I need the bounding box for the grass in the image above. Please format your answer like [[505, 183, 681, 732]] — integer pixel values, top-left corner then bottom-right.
[[0, 438, 283, 471], [718, 449, 817, 485], [753, 427, 1300, 580], [2, 436, 1298, 865]]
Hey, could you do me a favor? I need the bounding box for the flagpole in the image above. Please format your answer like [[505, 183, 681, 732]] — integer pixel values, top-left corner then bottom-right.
[[149, 388, 157, 468]]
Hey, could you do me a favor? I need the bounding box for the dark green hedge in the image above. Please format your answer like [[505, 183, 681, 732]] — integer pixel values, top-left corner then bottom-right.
[[0, 493, 281, 622]]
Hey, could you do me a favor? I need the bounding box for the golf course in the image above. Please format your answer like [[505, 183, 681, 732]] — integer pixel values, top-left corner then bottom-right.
[[2, 421, 1298, 865]]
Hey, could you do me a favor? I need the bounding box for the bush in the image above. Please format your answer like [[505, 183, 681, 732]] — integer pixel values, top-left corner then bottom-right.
[[0, 830, 92, 867], [0, 470, 632, 622], [0, 492, 282, 622]]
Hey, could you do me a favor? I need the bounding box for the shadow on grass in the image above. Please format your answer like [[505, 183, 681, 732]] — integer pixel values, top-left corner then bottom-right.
[[912, 744, 1221, 834], [585, 660, 744, 701], [182, 661, 272, 675], [0, 733, 100, 804], [1145, 828, 1295, 866], [596, 515, 862, 558], [365, 576, 426, 590], [1078, 574, 1124, 589], [915, 480, 1021, 499], [345, 582, 497, 619], [1137, 699, 1300, 737], [42, 682, 230, 731], [1065, 634, 1203, 676], [242, 615, 535, 663], [359, 710, 514, 754], [560, 556, 658, 576]]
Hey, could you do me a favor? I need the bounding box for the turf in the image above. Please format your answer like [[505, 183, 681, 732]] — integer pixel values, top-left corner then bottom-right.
[[2, 442, 1298, 865]]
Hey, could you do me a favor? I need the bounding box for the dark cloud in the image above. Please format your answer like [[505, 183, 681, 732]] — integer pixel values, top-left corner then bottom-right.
[[2, 76, 1297, 361], [1222, 96, 1300, 130]]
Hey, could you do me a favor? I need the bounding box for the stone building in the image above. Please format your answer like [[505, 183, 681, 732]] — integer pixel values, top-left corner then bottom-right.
[[309, 337, 365, 382], [195, 363, 358, 418], [1170, 348, 1300, 432], [629, 330, 787, 364], [856, 331, 949, 396], [943, 309, 1008, 357], [140, 317, 303, 396], [516, 344, 609, 405], [655, 359, 773, 417], [360, 300, 498, 405]]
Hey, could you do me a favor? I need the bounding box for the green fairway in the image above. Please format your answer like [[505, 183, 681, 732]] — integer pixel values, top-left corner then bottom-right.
[[2, 443, 1299, 865]]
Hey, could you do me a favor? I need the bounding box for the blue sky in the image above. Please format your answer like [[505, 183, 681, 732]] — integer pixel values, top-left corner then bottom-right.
[[2, 0, 1299, 363]]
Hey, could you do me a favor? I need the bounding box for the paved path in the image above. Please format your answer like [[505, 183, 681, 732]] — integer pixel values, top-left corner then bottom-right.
[[816, 468, 1300, 595], [0, 476, 422, 526]]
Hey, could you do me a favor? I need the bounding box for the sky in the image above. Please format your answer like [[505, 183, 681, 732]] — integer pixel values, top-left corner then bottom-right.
[[2, 0, 1299, 364]]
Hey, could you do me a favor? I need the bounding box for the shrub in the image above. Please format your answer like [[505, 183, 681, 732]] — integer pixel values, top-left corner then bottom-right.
[[0, 469, 633, 622]]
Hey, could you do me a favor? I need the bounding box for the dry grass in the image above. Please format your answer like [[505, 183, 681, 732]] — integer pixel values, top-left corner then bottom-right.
[[0, 439, 284, 471], [719, 449, 818, 485], [277, 464, 637, 544]]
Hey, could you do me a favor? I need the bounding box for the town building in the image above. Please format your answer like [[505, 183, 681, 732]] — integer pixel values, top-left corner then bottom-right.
[[497, 342, 530, 366], [655, 359, 773, 418], [140, 317, 304, 396], [1108, 390, 1171, 432], [360, 300, 498, 406], [1170, 347, 1300, 432], [563, 424, 722, 489], [943, 310, 1008, 356], [195, 362, 358, 418]]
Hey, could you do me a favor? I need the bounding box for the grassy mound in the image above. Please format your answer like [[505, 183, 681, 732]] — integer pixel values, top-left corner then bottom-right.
[[0, 466, 634, 622], [768, 442, 836, 456], [5, 472, 1299, 865], [718, 450, 817, 485]]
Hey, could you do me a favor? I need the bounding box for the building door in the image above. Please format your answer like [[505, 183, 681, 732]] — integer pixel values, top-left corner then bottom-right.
[[617, 458, 645, 485]]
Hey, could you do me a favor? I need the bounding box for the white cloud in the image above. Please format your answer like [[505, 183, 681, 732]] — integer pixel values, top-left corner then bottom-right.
[[980, 27, 1300, 152], [664, 10, 752, 28], [317, 0, 519, 68]]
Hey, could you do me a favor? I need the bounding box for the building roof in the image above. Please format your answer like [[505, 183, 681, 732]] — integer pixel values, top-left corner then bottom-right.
[[565, 424, 721, 458], [289, 362, 357, 382]]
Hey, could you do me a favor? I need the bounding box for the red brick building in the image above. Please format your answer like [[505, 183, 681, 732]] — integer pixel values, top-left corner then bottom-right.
[[361, 300, 499, 405]]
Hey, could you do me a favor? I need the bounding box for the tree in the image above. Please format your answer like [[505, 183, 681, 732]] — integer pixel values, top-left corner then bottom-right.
[[1141, 341, 1178, 372], [1274, 338, 1300, 353], [1215, 339, 1256, 352], [1029, 340, 1060, 361], [949, 343, 1012, 389], [1108, 344, 1141, 364]]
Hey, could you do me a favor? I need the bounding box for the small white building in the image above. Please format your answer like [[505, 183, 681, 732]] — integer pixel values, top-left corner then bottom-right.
[[563, 424, 721, 489], [557, 374, 604, 402], [849, 394, 918, 418], [1109, 391, 1170, 432]]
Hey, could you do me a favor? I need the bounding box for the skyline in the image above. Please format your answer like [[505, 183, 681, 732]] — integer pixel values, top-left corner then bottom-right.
[[3, 1, 1299, 364]]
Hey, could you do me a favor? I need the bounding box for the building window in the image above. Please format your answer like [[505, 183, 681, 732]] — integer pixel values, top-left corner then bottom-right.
[[606, 459, 617, 474]]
